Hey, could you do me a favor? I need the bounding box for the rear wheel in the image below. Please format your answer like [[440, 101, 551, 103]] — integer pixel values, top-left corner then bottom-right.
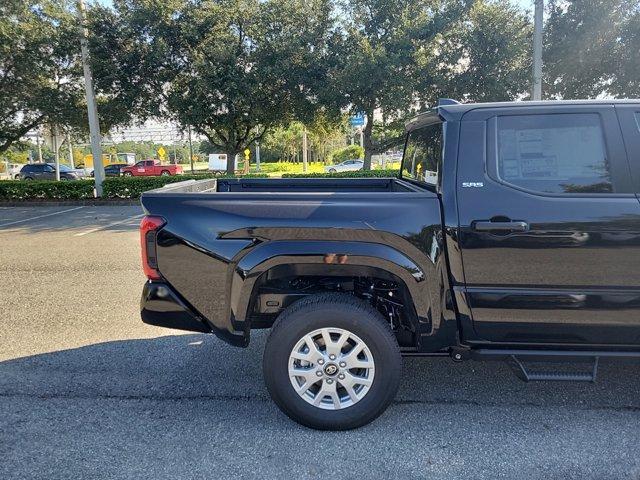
[[160, 170, 170, 176], [328, 168, 337, 173], [123, 171, 133, 177], [263, 293, 401, 430]]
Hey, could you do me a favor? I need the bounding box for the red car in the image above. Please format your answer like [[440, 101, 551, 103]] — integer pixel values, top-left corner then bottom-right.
[[121, 160, 183, 177]]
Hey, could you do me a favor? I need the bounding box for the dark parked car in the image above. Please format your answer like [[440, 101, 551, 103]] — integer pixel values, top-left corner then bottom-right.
[[138, 99, 640, 430], [18, 163, 81, 181], [90, 163, 129, 177]]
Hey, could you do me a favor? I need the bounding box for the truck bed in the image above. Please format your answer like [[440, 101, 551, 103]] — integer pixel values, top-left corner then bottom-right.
[[140, 176, 443, 346]]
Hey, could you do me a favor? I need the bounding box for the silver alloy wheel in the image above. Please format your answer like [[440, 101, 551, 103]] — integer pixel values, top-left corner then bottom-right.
[[288, 327, 375, 410]]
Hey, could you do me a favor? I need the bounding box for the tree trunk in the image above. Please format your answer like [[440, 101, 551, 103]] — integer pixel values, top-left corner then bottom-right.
[[226, 150, 237, 175], [362, 108, 374, 170]]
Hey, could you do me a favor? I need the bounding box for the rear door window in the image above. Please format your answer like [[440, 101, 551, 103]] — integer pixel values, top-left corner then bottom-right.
[[496, 113, 613, 194], [402, 122, 443, 187]]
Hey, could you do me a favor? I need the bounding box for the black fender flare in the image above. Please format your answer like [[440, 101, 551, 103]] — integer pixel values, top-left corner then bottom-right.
[[229, 240, 433, 329]]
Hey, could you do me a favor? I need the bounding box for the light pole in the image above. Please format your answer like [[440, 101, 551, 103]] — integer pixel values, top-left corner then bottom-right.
[[67, 133, 75, 169], [187, 125, 194, 174], [36, 130, 43, 163], [53, 125, 61, 181], [78, 0, 105, 196], [255, 141, 261, 172], [302, 128, 309, 173], [531, 0, 544, 100]]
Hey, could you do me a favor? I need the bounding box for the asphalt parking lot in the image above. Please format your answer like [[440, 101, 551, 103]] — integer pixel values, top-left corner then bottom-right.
[[1, 205, 639, 480]]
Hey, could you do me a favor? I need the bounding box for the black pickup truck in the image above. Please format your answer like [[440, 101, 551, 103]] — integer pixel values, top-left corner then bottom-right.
[[140, 99, 640, 430]]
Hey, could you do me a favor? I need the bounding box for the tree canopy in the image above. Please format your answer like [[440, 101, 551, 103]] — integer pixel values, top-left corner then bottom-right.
[[101, 0, 337, 173], [544, 0, 640, 99], [0, 0, 83, 154], [3, 0, 640, 167]]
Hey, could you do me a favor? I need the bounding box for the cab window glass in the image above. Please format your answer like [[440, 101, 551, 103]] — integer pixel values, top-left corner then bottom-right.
[[497, 113, 612, 194], [402, 123, 442, 186]]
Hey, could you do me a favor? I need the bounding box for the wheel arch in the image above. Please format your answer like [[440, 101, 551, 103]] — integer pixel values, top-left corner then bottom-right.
[[229, 240, 433, 333]]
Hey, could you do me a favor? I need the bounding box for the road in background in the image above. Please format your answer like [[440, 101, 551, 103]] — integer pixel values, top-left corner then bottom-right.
[[1, 206, 639, 480]]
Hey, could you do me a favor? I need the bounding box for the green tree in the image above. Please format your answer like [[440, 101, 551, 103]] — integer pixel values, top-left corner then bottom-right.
[[430, 0, 532, 103], [0, 0, 84, 154], [87, 1, 174, 129], [263, 123, 305, 162], [325, 0, 469, 169], [330, 144, 364, 163], [544, 0, 640, 99], [306, 113, 350, 163], [146, 0, 336, 174], [612, 7, 640, 97]]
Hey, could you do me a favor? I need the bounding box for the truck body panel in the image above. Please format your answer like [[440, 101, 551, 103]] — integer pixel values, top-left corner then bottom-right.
[[141, 177, 454, 348], [139, 99, 640, 356]]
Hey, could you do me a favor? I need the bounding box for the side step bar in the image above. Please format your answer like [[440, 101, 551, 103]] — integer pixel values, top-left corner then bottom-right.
[[471, 348, 640, 383], [472, 348, 640, 359], [510, 355, 598, 383]]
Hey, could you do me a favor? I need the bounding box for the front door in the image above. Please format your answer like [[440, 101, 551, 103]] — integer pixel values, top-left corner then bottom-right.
[[457, 104, 640, 346]]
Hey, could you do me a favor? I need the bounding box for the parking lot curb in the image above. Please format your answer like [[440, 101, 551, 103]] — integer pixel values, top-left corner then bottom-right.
[[0, 199, 140, 207]]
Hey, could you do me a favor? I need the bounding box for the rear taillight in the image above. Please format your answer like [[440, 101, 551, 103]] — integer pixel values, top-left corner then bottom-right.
[[140, 215, 166, 280]]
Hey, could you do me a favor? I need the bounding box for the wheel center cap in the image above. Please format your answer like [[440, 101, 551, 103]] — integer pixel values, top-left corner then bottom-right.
[[323, 363, 338, 376]]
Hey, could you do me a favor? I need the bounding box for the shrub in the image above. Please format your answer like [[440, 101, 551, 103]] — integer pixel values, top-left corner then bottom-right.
[[329, 145, 364, 163], [0, 173, 270, 201], [281, 169, 399, 178], [0, 180, 95, 200]]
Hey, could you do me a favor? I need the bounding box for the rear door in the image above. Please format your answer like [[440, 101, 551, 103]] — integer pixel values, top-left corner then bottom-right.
[[31, 164, 46, 179], [457, 104, 640, 346]]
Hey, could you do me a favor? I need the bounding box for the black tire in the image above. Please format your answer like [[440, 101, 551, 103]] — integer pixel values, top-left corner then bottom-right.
[[328, 168, 337, 173], [160, 170, 170, 176], [123, 171, 133, 177], [23, 176, 34, 181], [263, 293, 401, 430]]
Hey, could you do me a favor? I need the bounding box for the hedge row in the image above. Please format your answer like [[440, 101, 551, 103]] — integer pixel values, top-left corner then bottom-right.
[[0, 179, 95, 200], [0, 170, 400, 200], [282, 169, 399, 178]]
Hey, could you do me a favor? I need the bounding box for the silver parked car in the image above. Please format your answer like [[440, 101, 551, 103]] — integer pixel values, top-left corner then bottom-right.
[[325, 159, 364, 173]]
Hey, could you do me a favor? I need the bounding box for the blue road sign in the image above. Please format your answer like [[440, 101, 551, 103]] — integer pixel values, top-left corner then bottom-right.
[[349, 114, 365, 126]]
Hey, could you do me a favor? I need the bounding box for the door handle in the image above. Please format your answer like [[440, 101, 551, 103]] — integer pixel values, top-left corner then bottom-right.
[[472, 221, 529, 232]]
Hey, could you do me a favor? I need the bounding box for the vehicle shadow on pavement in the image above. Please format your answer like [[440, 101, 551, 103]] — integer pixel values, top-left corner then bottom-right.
[[0, 206, 143, 234], [2, 332, 640, 479], [1, 331, 639, 412]]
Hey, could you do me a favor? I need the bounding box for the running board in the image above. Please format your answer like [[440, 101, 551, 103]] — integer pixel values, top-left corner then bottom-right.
[[510, 355, 599, 383], [470, 348, 640, 383]]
